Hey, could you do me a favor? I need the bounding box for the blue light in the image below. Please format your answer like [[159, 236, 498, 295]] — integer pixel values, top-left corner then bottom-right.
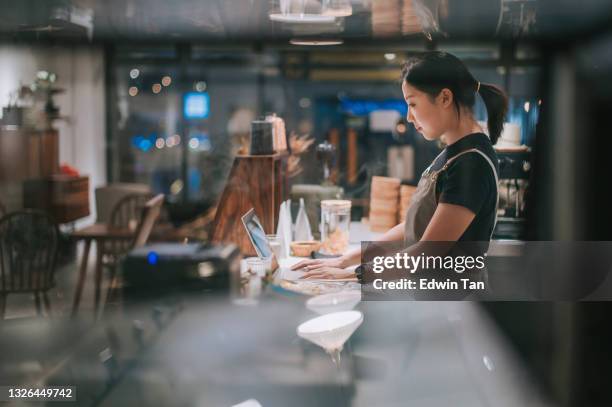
[[131, 135, 144, 149], [340, 99, 407, 117], [138, 139, 153, 152], [184, 92, 210, 119], [147, 251, 159, 266]]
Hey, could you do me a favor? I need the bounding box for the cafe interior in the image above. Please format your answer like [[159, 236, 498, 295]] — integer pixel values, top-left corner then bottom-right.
[[1, 0, 612, 406]]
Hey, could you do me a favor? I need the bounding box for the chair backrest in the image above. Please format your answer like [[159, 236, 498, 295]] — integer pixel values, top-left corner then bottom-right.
[[95, 183, 151, 223], [110, 193, 152, 229], [0, 211, 59, 293], [107, 193, 152, 255], [133, 194, 165, 248]]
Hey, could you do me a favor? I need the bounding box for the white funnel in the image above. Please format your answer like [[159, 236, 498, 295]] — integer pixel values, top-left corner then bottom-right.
[[297, 311, 363, 365]]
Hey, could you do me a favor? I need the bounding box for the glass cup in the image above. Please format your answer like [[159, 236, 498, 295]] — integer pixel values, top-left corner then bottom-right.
[[266, 234, 283, 260], [320, 200, 351, 255], [245, 257, 271, 278]]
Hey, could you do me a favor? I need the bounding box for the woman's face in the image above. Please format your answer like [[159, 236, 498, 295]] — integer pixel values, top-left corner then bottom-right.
[[402, 81, 452, 141]]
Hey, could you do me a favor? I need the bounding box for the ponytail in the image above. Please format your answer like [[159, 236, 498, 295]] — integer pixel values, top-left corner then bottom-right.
[[478, 83, 508, 145]]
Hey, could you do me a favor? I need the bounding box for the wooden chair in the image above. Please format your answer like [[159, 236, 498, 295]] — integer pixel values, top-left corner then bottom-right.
[[0, 211, 59, 318], [95, 183, 151, 223], [105, 194, 165, 306], [104, 193, 153, 260]]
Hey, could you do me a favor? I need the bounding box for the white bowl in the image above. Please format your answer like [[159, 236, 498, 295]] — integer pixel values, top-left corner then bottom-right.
[[306, 291, 361, 315], [297, 310, 363, 352]]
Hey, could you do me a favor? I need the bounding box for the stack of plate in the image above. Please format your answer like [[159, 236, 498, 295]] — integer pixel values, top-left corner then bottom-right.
[[371, 0, 401, 37], [369, 176, 400, 232], [399, 184, 417, 223], [401, 0, 423, 34]]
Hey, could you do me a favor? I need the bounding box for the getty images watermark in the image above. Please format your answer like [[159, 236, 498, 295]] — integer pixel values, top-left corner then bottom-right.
[[369, 251, 487, 291], [359, 241, 612, 301]]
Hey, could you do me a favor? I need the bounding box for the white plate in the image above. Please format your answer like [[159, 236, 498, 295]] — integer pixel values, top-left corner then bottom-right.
[[269, 13, 336, 24], [306, 291, 361, 314]]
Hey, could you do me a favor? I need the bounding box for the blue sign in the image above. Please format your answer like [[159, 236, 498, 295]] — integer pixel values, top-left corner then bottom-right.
[[184, 92, 210, 119]]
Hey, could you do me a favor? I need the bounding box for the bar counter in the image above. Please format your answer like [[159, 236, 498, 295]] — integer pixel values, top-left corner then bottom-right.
[[0, 224, 541, 407]]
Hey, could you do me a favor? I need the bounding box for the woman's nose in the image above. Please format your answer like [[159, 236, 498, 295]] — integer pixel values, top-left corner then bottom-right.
[[407, 109, 414, 124]]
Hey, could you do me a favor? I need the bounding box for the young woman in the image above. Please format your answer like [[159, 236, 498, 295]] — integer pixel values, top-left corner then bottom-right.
[[293, 51, 508, 279]]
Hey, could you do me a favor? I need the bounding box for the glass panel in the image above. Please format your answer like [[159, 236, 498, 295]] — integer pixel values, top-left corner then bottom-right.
[[112, 63, 183, 199], [110, 48, 261, 204]]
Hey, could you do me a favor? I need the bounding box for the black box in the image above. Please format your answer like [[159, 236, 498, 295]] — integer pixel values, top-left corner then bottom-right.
[[121, 243, 241, 299]]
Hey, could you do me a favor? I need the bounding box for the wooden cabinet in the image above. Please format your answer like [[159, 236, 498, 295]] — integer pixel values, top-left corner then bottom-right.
[[0, 128, 90, 223], [23, 175, 90, 223], [0, 128, 59, 181]]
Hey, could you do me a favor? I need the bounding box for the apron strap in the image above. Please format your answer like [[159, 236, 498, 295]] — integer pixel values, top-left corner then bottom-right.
[[438, 148, 500, 240], [422, 148, 448, 177]]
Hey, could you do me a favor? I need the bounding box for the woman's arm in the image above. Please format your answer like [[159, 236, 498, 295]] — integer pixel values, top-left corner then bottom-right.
[[321, 202, 474, 269], [337, 221, 407, 267], [299, 204, 476, 279], [420, 203, 475, 241], [291, 221, 406, 271]]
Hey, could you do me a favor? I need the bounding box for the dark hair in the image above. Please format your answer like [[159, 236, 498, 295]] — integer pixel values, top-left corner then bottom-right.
[[401, 51, 508, 145]]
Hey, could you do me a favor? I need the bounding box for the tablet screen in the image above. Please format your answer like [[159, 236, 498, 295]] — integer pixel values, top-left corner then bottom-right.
[[241, 209, 272, 258]]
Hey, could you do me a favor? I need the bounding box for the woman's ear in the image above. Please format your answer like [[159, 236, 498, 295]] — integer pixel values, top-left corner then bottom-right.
[[438, 88, 454, 108]]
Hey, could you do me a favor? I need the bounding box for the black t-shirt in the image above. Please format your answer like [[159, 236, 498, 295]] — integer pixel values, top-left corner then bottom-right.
[[429, 133, 498, 241]]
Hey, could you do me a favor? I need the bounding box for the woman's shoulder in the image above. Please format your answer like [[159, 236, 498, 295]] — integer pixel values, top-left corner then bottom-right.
[[448, 140, 498, 175], [446, 150, 497, 182]]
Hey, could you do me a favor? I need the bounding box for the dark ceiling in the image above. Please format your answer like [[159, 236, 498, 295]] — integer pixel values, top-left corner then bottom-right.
[[0, 0, 610, 44]]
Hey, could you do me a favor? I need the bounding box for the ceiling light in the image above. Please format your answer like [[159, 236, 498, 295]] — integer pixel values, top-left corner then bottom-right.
[[384, 53, 397, 61]]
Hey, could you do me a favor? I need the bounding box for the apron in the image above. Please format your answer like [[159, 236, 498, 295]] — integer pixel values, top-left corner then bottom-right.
[[401, 147, 499, 299], [404, 148, 500, 245]]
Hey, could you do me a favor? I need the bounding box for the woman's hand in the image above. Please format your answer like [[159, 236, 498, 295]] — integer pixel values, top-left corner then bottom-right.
[[291, 256, 346, 272], [299, 267, 356, 280]]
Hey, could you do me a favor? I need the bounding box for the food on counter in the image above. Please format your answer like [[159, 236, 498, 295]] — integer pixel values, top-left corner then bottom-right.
[[279, 279, 345, 296], [320, 228, 349, 255], [320, 199, 351, 255]]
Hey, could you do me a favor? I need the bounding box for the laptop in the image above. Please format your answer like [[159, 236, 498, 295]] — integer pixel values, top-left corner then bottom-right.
[[241, 208, 355, 282], [241, 208, 279, 271]]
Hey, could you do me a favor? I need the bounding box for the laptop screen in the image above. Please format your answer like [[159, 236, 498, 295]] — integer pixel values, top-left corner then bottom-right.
[[241, 208, 272, 259]]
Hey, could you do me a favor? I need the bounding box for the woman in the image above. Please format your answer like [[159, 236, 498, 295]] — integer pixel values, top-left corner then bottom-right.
[[293, 51, 508, 279]]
